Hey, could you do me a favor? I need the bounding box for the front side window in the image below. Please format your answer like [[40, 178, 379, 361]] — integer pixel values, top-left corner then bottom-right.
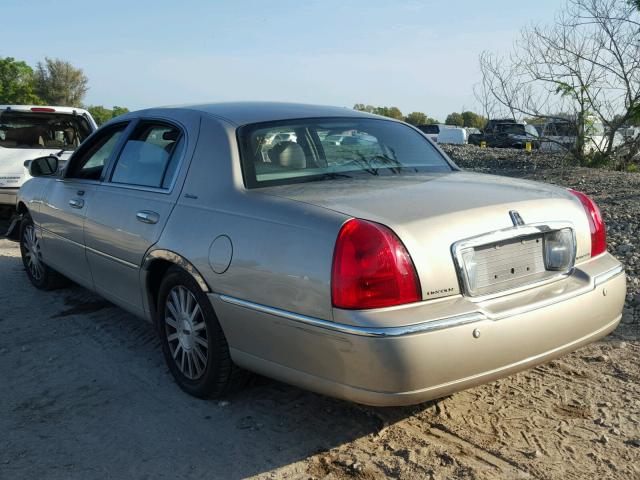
[[239, 117, 452, 188], [110, 122, 184, 189], [66, 124, 126, 180], [0, 111, 93, 150]]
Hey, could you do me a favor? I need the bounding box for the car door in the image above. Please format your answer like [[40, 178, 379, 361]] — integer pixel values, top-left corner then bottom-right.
[[38, 123, 130, 287], [83, 119, 196, 316]]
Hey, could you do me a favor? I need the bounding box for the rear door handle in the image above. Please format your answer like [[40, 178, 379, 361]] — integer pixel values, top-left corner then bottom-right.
[[69, 198, 84, 209], [136, 210, 159, 224]]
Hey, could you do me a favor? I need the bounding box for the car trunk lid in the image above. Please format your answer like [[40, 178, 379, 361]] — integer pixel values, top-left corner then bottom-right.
[[257, 171, 592, 300]]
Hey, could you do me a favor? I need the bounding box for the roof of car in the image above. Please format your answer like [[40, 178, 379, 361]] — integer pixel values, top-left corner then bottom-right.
[[156, 101, 383, 126]]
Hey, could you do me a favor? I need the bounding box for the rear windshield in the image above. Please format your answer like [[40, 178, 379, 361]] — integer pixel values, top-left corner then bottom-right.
[[238, 117, 452, 188], [0, 111, 93, 150]]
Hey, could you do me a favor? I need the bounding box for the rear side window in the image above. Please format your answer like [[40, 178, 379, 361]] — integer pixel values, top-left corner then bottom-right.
[[110, 122, 184, 189]]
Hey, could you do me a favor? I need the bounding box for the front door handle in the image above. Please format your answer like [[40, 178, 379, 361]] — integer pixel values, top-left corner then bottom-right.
[[69, 198, 84, 209], [136, 210, 159, 224]]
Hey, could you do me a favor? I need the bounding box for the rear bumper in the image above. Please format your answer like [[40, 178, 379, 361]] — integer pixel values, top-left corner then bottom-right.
[[0, 188, 18, 208], [211, 253, 625, 406]]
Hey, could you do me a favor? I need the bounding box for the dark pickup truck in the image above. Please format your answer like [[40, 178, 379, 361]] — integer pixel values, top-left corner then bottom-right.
[[469, 119, 540, 149]]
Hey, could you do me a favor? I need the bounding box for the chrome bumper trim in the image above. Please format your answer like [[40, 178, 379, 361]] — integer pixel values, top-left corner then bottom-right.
[[594, 263, 624, 286], [218, 263, 624, 338], [219, 294, 486, 338]]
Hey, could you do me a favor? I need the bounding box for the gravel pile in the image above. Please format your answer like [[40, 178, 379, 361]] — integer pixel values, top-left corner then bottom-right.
[[442, 143, 640, 333], [442, 143, 573, 171]]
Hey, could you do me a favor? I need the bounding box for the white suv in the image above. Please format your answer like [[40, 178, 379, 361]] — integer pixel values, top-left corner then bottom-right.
[[0, 105, 97, 209]]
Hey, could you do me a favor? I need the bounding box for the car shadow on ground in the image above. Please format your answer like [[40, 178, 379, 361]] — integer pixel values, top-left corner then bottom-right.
[[0, 247, 431, 479]]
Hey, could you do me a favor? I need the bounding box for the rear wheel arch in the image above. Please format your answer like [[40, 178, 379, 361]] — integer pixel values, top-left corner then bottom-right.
[[142, 250, 211, 319], [16, 201, 28, 215]]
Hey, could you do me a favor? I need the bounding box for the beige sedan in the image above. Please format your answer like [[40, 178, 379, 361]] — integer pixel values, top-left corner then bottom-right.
[[15, 102, 625, 406]]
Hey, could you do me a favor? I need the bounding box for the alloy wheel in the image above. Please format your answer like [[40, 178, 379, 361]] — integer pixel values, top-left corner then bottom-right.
[[164, 285, 209, 380], [22, 225, 44, 281]]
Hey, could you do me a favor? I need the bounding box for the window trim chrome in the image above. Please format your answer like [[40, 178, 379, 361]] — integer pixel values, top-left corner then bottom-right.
[[451, 222, 577, 301]]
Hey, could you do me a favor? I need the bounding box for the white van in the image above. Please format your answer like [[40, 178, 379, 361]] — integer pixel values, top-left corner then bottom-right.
[[0, 105, 97, 209], [437, 127, 468, 145]]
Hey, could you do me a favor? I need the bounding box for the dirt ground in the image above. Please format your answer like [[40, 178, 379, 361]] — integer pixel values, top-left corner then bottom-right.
[[1, 185, 639, 479]]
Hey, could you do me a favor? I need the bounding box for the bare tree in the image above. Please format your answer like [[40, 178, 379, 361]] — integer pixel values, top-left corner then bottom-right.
[[478, 0, 640, 166], [473, 70, 501, 121], [564, 0, 640, 164]]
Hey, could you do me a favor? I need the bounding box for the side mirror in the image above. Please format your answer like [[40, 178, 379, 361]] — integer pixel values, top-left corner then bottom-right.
[[27, 155, 59, 177]]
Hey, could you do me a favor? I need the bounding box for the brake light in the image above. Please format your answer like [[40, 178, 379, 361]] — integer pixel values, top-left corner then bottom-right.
[[331, 219, 421, 309], [30, 107, 56, 113], [568, 189, 606, 257]]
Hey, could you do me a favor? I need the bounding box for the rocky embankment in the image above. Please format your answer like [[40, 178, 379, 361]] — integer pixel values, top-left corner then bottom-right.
[[442, 143, 640, 334]]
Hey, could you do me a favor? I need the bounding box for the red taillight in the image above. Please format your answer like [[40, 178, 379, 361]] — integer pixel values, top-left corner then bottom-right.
[[30, 107, 56, 113], [568, 189, 606, 257], [331, 219, 421, 309]]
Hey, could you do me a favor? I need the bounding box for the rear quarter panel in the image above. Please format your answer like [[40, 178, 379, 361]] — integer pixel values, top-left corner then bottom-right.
[[154, 115, 347, 321]]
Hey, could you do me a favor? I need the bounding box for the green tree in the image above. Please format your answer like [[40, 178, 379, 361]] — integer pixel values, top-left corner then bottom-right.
[[461, 111, 486, 129], [445, 112, 464, 126], [404, 111, 427, 125], [0, 57, 41, 104], [111, 106, 129, 118], [404, 111, 439, 125], [384, 106, 404, 120], [86, 105, 130, 126], [34, 57, 88, 106], [85, 105, 111, 126], [353, 103, 375, 113], [353, 104, 403, 120]]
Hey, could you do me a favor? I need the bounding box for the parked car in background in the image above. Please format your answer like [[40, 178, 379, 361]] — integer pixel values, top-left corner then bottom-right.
[[16, 102, 625, 406], [437, 126, 468, 145], [540, 118, 623, 154], [416, 124, 447, 142], [0, 105, 97, 212], [469, 119, 540, 149]]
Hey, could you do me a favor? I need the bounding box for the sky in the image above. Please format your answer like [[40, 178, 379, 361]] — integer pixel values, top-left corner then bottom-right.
[[5, 0, 562, 120]]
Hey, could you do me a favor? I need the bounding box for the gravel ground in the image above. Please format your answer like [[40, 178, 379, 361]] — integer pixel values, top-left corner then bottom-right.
[[1, 147, 639, 479]]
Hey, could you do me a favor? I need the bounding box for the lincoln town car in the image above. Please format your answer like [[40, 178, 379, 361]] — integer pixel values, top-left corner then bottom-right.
[[15, 102, 625, 406]]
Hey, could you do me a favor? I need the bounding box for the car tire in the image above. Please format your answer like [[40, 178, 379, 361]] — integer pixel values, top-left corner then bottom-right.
[[19, 213, 69, 290], [156, 266, 247, 398]]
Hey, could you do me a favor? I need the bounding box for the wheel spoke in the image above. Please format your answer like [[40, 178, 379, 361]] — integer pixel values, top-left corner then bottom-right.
[[165, 317, 178, 330], [194, 335, 208, 348], [189, 303, 201, 323], [172, 343, 182, 359], [169, 290, 181, 313], [187, 351, 194, 378], [185, 291, 194, 315], [192, 321, 205, 332], [178, 287, 187, 314], [167, 332, 179, 342], [166, 301, 181, 323], [194, 344, 207, 367], [192, 351, 203, 377], [180, 349, 186, 372]]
